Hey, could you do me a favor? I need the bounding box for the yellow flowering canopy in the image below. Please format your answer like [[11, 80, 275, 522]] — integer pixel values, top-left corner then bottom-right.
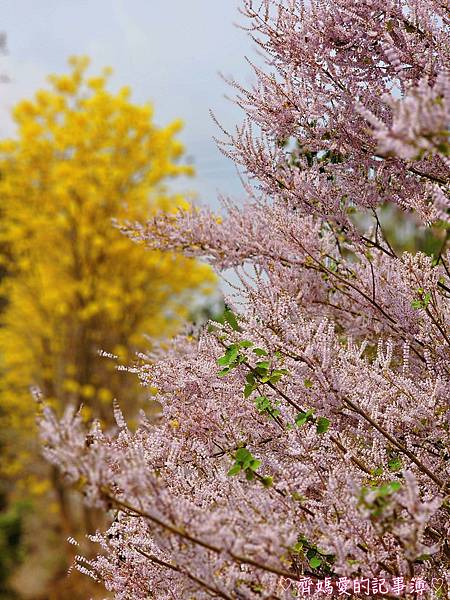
[[0, 56, 216, 484]]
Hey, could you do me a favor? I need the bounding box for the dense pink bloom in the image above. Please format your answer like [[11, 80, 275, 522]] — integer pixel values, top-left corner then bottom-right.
[[40, 1, 449, 598]]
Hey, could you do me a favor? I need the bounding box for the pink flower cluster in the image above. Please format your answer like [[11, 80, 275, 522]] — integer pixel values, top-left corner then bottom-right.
[[39, 1, 449, 598]]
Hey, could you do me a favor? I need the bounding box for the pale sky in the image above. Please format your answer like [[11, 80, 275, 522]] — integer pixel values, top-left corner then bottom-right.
[[0, 0, 257, 205]]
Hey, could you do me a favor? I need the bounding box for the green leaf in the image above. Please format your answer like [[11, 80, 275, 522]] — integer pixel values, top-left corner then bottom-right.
[[239, 340, 253, 348], [309, 556, 322, 569], [255, 396, 281, 418], [291, 492, 306, 503], [295, 409, 314, 427], [252, 348, 268, 356], [255, 396, 270, 412], [304, 379, 313, 388], [378, 481, 401, 496], [235, 448, 251, 462], [292, 542, 303, 553], [241, 457, 253, 470], [231, 448, 262, 477], [227, 345, 239, 361], [224, 310, 241, 332], [261, 476, 273, 488], [387, 457, 402, 472], [327, 259, 338, 272], [269, 369, 289, 384], [245, 470, 255, 481], [217, 367, 231, 377], [255, 361, 270, 370], [227, 465, 241, 476], [244, 384, 255, 398], [389, 481, 401, 493], [411, 290, 432, 309], [217, 345, 239, 366], [316, 417, 330, 434]]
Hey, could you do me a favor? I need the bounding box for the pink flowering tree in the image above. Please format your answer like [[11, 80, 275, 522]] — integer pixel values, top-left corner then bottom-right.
[[39, 1, 449, 598]]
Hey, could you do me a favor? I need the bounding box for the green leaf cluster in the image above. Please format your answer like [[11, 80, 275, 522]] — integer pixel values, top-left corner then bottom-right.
[[217, 341, 248, 376], [411, 288, 432, 309], [294, 409, 315, 427], [218, 343, 290, 415], [244, 363, 288, 394], [223, 309, 241, 332], [293, 409, 330, 434], [227, 448, 261, 481], [227, 449, 273, 487], [292, 535, 335, 573], [387, 456, 402, 472], [359, 480, 402, 518], [254, 395, 280, 418]]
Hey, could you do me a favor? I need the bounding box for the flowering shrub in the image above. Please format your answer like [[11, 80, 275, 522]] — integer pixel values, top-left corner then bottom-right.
[[39, 2, 449, 598]]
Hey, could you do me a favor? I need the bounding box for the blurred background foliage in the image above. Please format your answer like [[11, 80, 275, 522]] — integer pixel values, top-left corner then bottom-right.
[[0, 57, 218, 598]]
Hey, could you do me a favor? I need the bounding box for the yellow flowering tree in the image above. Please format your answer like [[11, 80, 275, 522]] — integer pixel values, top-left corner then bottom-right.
[[0, 56, 216, 492]]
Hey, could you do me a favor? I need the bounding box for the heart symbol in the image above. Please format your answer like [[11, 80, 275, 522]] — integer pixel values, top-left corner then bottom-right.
[[431, 577, 444, 592], [279, 577, 292, 592]]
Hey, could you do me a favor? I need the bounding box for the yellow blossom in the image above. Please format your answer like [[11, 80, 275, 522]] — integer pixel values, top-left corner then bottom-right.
[[0, 57, 217, 483]]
